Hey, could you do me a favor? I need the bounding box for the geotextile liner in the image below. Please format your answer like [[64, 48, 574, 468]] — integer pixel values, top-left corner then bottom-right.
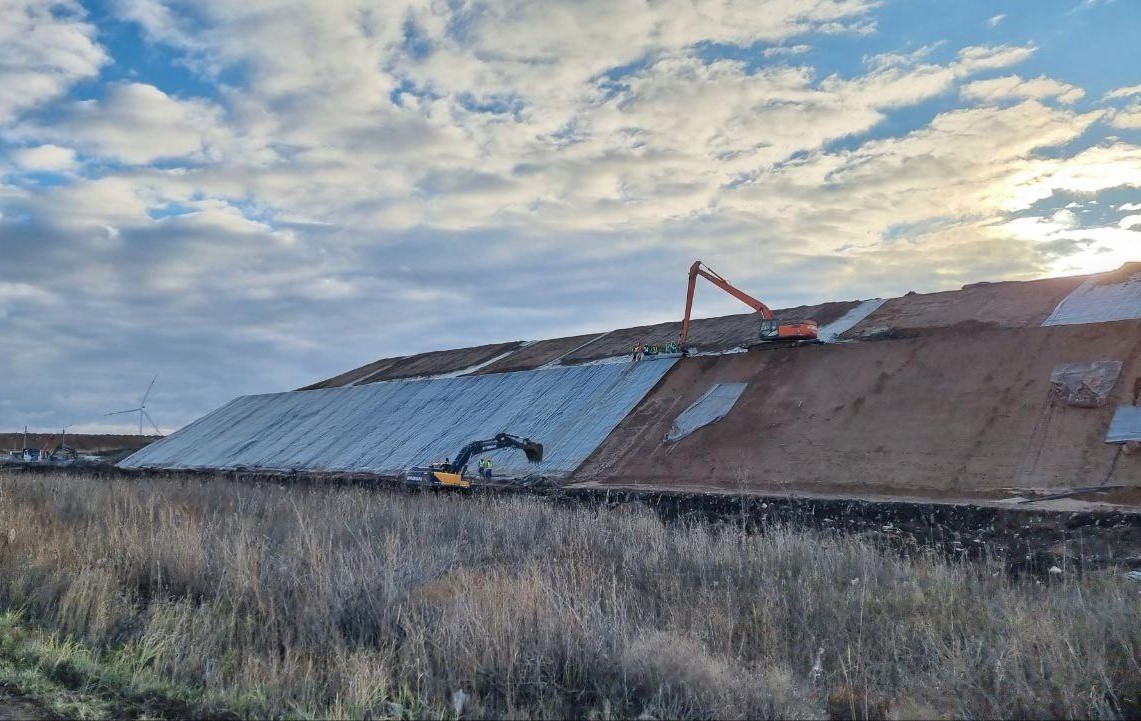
[[666, 383, 748, 442], [121, 360, 677, 476]]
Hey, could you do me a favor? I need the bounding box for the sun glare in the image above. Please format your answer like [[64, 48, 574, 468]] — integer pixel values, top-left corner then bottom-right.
[[1048, 237, 1139, 277]]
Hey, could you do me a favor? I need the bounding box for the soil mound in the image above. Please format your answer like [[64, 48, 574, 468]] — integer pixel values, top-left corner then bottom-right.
[[843, 276, 1085, 338], [573, 321, 1141, 498]]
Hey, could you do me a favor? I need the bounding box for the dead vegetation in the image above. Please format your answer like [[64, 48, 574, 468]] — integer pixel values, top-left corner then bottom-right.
[[0, 470, 1139, 719]]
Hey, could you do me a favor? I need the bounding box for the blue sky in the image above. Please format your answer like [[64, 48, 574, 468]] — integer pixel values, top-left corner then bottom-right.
[[0, 0, 1139, 433]]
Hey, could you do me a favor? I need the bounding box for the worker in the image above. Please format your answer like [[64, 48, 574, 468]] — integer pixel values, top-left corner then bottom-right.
[[484, 457, 493, 479], [633, 342, 644, 362]]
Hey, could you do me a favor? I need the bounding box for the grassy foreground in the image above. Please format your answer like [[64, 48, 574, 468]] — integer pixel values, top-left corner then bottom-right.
[[0, 471, 1138, 719]]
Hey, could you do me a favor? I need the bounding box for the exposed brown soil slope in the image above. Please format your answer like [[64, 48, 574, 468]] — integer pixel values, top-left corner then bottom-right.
[[361, 341, 525, 381], [474, 333, 602, 374], [303, 302, 863, 387], [0, 434, 158, 454], [573, 320, 1141, 497], [299, 355, 408, 389], [299, 341, 524, 388], [560, 301, 863, 363], [842, 276, 1086, 339]]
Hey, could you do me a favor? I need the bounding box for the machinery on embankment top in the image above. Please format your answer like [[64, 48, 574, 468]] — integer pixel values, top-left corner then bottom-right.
[[678, 260, 820, 352]]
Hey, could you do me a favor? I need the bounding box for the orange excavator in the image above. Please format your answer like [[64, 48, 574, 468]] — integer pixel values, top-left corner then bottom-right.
[[679, 260, 818, 351]]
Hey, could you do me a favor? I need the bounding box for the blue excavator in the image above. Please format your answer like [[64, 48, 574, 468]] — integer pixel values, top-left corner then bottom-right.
[[405, 433, 544, 488]]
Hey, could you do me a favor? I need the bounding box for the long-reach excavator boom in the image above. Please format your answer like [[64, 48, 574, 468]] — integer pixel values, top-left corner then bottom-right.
[[679, 260, 818, 348]]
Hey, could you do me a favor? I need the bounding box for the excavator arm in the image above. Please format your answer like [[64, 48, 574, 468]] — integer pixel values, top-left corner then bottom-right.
[[679, 260, 817, 348], [680, 261, 773, 347], [452, 433, 544, 475], [406, 432, 544, 488]]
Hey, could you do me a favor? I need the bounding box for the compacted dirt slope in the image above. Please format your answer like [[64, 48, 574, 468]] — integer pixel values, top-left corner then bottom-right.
[[474, 333, 603, 374], [573, 320, 1141, 499], [300, 341, 524, 388], [843, 275, 1087, 338], [303, 301, 864, 387], [560, 301, 862, 363]]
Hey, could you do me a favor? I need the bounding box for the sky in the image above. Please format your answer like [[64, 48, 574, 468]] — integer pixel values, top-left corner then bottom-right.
[[1, 0, 1140, 435]]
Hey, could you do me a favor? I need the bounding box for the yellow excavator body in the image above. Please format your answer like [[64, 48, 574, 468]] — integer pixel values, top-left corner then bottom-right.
[[431, 470, 470, 488]]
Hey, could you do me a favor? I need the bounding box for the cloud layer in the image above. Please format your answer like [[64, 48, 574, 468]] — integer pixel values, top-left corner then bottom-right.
[[1, 0, 1139, 432]]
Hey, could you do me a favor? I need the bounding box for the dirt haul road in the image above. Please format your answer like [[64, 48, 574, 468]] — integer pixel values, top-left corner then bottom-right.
[[572, 320, 1141, 500]]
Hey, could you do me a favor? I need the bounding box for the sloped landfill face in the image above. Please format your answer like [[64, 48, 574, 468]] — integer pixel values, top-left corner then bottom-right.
[[121, 359, 677, 476], [573, 321, 1141, 494]]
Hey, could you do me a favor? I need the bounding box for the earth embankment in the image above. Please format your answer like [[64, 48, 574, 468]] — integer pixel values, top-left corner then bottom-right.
[[573, 320, 1141, 499]]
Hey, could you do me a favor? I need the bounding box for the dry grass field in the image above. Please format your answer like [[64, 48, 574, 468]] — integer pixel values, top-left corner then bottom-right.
[[0, 470, 1138, 719]]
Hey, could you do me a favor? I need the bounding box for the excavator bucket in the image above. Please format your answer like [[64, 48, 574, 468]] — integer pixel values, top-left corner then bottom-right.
[[523, 441, 544, 463]]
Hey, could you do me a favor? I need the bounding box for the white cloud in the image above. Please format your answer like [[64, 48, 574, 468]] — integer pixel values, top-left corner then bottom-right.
[[1051, 208, 1079, 227], [720, 100, 1103, 244], [0, 0, 108, 123], [10, 144, 78, 172], [2, 0, 1141, 432], [110, 0, 205, 55], [1005, 142, 1141, 210], [763, 44, 812, 57], [22, 83, 231, 165], [986, 14, 1006, 28], [1105, 84, 1141, 100], [956, 44, 1036, 72], [1109, 103, 1141, 129], [962, 75, 1085, 104]]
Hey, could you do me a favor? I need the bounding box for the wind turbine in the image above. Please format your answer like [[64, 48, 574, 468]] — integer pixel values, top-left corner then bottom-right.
[[105, 375, 163, 436]]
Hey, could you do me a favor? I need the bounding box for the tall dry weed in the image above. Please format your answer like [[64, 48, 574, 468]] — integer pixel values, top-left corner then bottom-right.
[[0, 470, 1137, 719]]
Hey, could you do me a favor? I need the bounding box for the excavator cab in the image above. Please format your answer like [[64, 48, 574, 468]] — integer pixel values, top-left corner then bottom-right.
[[760, 317, 819, 341]]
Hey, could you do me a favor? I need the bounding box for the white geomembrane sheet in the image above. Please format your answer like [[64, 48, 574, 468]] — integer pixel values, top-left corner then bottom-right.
[[120, 360, 677, 476], [665, 382, 748, 442], [1042, 273, 1141, 326], [1107, 406, 1141, 444], [817, 298, 888, 342]]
